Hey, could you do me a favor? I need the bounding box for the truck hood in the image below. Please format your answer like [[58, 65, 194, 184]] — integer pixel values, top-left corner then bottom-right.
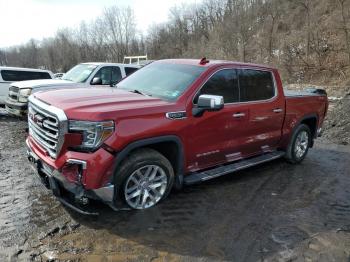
[[12, 79, 76, 89], [32, 87, 173, 120]]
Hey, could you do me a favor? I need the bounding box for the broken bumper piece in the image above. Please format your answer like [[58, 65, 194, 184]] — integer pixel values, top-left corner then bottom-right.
[[26, 142, 116, 215]]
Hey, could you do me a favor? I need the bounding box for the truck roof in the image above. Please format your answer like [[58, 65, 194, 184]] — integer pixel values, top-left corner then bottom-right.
[[0, 66, 52, 73], [156, 59, 276, 70], [80, 62, 140, 68]]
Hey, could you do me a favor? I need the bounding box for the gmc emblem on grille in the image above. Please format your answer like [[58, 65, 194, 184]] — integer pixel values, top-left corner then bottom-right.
[[29, 112, 44, 127]]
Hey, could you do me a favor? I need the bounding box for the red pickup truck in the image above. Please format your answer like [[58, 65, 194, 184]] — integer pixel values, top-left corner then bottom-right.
[[26, 59, 328, 214]]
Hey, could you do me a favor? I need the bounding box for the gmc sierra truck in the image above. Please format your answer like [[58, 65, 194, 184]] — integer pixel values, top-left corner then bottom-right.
[[26, 59, 328, 214]]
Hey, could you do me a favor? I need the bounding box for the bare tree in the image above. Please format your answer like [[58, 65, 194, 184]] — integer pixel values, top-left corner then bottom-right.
[[265, 0, 281, 62], [0, 50, 7, 66], [0, 0, 349, 85], [338, 0, 350, 64], [296, 0, 312, 59], [103, 6, 137, 61]]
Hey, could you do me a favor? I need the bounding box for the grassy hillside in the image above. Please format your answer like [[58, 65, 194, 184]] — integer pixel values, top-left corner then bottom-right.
[[1, 0, 349, 87]]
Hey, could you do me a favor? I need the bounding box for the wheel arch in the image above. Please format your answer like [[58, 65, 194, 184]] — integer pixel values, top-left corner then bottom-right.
[[290, 113, 319, 148], [299, 114, 319, 139], [112, 135, 185, 190]]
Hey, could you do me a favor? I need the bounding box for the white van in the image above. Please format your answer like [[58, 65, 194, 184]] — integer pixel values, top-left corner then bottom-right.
[[0, 67, 53, 105]]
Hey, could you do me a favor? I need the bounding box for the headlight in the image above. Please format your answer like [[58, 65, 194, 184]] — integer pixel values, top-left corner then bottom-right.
[[18, 88, 32, 102], [69, 120, 114, 151]]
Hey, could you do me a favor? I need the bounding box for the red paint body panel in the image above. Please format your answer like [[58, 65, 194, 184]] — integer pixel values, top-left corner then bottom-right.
[[279, 95, 328, 148], [29, 59, 328, 190], [27, 136, 115, 189]]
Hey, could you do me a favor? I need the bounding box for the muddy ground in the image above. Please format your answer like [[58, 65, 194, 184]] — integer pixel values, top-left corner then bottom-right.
[[1, 106, 350, 262]]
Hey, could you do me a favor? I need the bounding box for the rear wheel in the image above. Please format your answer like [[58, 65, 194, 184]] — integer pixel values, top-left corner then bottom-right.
[[285, 124, 312, 164], [117, 148, 174, 210]]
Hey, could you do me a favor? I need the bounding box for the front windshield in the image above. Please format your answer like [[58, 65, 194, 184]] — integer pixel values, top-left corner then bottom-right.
[[62, 64, 98, 83], [117, 63, 206, 101]]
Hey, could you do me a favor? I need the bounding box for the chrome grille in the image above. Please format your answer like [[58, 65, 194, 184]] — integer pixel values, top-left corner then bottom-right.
[[8, 86, 19, 101], [28, 97, 68, 159]]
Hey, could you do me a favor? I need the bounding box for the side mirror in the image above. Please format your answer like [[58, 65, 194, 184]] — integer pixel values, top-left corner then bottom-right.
[[91, 77, 102, 85], [193, 94, 224, 117]]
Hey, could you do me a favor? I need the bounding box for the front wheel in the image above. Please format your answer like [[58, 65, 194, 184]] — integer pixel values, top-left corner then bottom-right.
[[117, 148, 174, 210], [285, 124, 312, 164]]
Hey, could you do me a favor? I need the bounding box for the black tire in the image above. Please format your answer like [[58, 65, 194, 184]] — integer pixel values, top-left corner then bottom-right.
[[115, 148, 174, 209], [285, 124, 312, 164]]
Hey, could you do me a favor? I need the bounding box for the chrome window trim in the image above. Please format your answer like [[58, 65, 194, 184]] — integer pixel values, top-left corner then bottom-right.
[[28, 95, 68, 159], [192, 67, 278, 106]]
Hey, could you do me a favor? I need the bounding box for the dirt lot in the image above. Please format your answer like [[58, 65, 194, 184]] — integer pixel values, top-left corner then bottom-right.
[[323, 93, 350, 145], [1, 106, 350, 262]]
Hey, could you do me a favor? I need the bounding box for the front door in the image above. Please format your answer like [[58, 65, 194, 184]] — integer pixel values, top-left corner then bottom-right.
[[91, 66, 122, 86], [186, 68, 246, 172]]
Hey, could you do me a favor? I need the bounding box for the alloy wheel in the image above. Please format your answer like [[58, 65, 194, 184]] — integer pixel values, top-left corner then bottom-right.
[[294, 130, 309, 159], [124, 165, 168, 209]]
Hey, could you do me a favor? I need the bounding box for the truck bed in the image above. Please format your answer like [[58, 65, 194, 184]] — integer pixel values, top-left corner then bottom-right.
[[282, 89, 328, 145], [284, 89, 327, 97]]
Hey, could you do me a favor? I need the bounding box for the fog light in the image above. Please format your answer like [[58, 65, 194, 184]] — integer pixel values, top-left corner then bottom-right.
[[62, 159, 87, 184], [62, 163, 81, 184]]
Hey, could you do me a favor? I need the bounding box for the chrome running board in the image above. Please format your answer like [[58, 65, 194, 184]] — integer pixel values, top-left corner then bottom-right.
[[184, 151, 285, 185]]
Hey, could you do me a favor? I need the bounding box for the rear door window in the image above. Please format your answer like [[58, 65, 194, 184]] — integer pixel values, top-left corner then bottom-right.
[[195, 69, 239, 104], [33, 72, 52, 79], [125, 67, 138, 76], [1, 70, 51, 82], [238, 69, 275, 102]]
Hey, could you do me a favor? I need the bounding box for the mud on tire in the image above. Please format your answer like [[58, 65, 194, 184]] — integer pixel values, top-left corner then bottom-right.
[[285, 124, 312, 164]]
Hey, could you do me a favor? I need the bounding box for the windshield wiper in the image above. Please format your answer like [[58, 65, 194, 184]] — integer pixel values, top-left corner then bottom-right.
[[129, 89, 152, 96]]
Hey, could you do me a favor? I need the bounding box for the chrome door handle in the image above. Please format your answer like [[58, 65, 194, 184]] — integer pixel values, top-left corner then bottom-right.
[[233, 113, 246, 118], [273, 108, 283, 113]]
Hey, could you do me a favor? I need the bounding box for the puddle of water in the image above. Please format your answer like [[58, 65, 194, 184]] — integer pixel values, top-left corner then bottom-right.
[[271, 226, 309, 247]]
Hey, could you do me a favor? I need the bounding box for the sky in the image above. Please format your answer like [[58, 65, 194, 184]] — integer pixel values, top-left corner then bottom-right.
[[0, 0, 200, 48]]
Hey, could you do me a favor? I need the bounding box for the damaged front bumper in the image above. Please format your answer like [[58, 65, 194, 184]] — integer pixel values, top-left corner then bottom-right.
[[26, 140, 115, 215]]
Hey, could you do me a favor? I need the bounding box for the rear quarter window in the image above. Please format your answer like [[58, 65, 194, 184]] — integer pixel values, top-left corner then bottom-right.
[[0, 70, 51, 82], [238, 69, 275, 102]]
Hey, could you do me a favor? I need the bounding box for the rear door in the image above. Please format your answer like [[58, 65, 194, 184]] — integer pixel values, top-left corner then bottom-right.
[[236, 68, 284, 155]]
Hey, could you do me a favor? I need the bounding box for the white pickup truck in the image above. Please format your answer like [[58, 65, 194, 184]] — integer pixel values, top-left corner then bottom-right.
[[5, 62, 140, 116]]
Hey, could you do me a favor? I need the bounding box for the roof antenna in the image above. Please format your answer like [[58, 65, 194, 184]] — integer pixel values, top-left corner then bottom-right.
[[199, 57, 209, 65]]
